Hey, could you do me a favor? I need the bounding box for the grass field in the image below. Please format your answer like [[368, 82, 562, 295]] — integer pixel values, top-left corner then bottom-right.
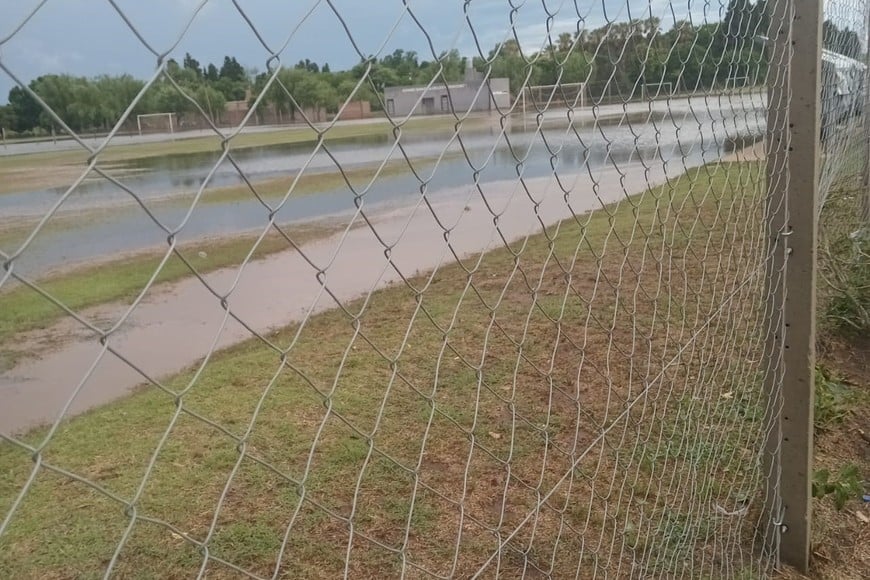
[[0, 116, 478, 195], [0, 162, 776, 578], [0, 152, 456, 361], [0, 221, 352, 369]]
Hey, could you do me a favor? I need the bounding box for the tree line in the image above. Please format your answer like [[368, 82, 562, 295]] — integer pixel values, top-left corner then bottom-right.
[[0, 1, 862, 135], [0, 46, 471, 134], [0, 54, 249, 134]]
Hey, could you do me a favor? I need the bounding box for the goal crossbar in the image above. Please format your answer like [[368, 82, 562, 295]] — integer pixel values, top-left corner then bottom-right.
[[518, 82, 587, 116], [136, 112, 176, 136]]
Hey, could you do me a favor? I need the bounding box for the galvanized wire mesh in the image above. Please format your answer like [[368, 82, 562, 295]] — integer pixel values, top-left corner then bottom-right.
[[0, 0, 861, 578], [817, 0, 870, 334]]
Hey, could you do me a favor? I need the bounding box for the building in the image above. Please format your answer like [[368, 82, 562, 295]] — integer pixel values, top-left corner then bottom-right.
[[383, 68, 510, 117]]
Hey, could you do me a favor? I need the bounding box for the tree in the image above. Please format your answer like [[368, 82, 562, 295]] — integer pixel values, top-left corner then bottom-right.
[[560, 51, 591, 84], [0, 104, 17, 134], [475, 41, 536, 99], [381, 49, 418, 81], [823, 21, 862, 57], [355, 61, 402, 91], [254, 68, 308, 122], [95, 74, 147, 125], [213, 77, 247, 101], [336, 78, 376, 108], [295, 75, 338, 120], [219, 56, 246, 82], [322, 63, 331, 74], [435, 49, 466, 82], [191, 84, 227, 122], [495, 39, 522, 58], [183, 53, 202, 77], [749, 0, 769, 37], [205, 63, 219, 82], [295, 59, 320, 73], [7, 85, 43, 132]]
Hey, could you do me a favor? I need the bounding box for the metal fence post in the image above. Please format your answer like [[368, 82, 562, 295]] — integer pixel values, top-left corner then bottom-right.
[[782, 0, 823, 571]]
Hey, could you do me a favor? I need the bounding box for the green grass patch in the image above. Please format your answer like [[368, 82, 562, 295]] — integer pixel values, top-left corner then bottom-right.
[[814, 365, 865, 432], [812, 463, 864, 510], [0, 222, 344, 361], [0, 152, 442, 355], [1, 161, 773, 577], [818, 137, 870, 336]]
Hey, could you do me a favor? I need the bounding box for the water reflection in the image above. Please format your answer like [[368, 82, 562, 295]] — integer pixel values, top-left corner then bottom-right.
[[2, 106, 765, 276]]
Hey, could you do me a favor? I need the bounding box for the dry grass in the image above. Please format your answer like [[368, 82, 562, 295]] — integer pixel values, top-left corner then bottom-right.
[[0, 162, 778, 578]]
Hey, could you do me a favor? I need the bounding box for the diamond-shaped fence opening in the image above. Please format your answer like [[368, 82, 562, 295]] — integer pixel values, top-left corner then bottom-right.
[[1, 0, 868, 578]]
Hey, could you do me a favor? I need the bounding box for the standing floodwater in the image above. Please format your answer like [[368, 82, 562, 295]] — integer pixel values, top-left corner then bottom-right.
[[1, 100, 765, 277]]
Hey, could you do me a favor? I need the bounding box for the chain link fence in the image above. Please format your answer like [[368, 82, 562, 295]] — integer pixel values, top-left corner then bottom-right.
[[818, 0, 870, 336], [0, 0, 866, 578]]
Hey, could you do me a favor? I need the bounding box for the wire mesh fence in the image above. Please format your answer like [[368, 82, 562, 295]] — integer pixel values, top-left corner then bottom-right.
[[0, 0, 866, 578], [817, 0, 870, 336]]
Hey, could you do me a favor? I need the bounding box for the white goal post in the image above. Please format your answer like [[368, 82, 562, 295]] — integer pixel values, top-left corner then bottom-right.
[[724, 75, 750, 90], [641, 81, 674, 100], [136, 112, 176, 136], [518, 82, 587, 117]]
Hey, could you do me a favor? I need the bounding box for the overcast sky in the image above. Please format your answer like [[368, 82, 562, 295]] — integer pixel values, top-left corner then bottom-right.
[[0, 1, 730, 104]]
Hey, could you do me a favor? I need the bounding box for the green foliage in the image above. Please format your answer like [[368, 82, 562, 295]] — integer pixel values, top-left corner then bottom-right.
[[824, 229, 870, 334], [814, 366, 856, 432], [812, 464, 864, 510], [823, 20, 863, 57], [472, 12, 768, 103], [219, 55, 246, 82], [818, 139, 870, 335], [813, 366, 866, 512], [0, 103, 17, 133], [7, 85, 43, 132], [4, 5, 785, 133], [5, 52, 256, 133], [182, 52, 202, 77]]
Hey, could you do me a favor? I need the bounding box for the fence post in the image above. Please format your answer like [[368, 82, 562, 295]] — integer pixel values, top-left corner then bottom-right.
[[783, 0, 823, 572]]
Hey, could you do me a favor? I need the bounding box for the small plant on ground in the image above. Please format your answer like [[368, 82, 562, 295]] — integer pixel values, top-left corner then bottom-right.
[[811, 464, 864, 510], [814, 365, 856, 432]]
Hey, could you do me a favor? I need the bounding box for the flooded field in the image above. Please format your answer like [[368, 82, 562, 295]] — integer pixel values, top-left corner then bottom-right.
[[0, 96, 767, 431], [1, 100, 764, 277]]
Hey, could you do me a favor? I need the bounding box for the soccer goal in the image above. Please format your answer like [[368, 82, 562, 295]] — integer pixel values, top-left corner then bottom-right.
[[724, 75, 750, 90], [136, 112, 176, 136], [518, 82, 586, 116], [641, 81, 674, 101]]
